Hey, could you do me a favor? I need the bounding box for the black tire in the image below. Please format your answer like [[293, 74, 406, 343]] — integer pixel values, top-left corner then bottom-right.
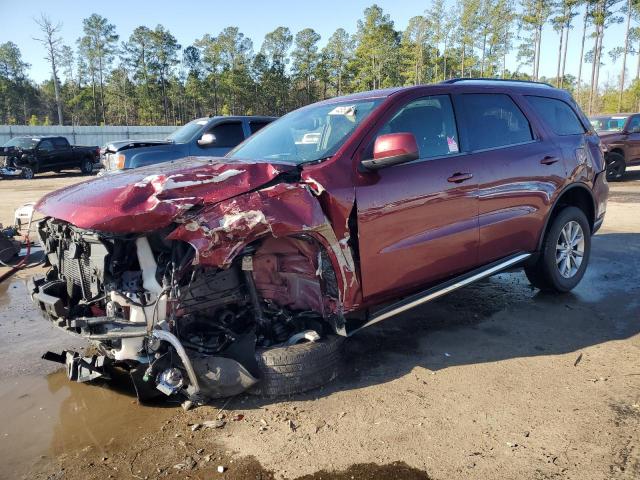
[[525, 206, 591, 293], [249, 335, 344, 397], [21, 164, 36, 179], [605, 152, 626, 181], [80, 157, 94, 175]]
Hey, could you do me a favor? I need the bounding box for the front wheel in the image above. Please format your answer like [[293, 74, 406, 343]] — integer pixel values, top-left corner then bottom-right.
[[21, 165, 35, 179], [80, 158, 94, 175], [249, 334, 344, 397], [605, 152, 626, 182], [525, 206, 591, 293]]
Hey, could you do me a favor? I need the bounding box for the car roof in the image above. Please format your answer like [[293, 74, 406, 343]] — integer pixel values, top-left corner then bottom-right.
[[314, 78, 572, 106], [198, 115, 277, 122]]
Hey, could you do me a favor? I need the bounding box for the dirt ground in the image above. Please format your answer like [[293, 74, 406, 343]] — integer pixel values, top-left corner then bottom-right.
[[0, 169, 638, 480]]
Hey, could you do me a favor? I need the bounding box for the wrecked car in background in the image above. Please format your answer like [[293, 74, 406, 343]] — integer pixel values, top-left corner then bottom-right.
[[29, 79, 608, 403]]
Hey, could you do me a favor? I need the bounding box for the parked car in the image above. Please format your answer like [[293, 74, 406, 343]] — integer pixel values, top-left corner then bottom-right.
[[0, 136, 100, 179], [589, 113, 640, 181], [101, 115, 275, 173], [29, 79, 608, 403]]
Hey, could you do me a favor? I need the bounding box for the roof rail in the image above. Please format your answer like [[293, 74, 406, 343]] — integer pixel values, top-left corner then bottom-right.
[[440, 78, 555, 88]]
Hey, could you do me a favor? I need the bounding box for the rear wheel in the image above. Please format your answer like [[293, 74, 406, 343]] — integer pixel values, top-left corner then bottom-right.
[[80, 157, 94, 175], [525, 206, 591, 293], [249, 334, 344, 397], [605, 152, 626, 181]]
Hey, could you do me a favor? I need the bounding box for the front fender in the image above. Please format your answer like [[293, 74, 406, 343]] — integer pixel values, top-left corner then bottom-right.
[[168, 183, 362, 312]]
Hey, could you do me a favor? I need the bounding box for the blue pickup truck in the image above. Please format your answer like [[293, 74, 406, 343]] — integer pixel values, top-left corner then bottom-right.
[[101, 115, 275, 172]]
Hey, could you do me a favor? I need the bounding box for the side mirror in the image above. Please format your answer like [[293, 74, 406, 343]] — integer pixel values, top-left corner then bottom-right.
[[361, 133, 419, 170], [198, 133, 216, 146]]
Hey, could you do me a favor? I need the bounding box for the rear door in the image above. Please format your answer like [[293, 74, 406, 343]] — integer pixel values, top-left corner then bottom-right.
[[624, 114, 640, 162], [52, 137, 73, 168], [355, 93, 479, 300], [36, 139, 56, 170], [455, 92, 566, 263]]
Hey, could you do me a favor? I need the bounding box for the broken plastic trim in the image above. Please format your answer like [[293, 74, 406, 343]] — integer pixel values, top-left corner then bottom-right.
[[151, 329, 201, 397]]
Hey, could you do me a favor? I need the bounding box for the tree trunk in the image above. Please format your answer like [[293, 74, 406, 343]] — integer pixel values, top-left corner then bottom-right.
[[588, 22, 599, 115], [49, 39, 63, 125], [560, 21, 570, 88], [619, 0, 632, 112], [592, 24, 604, 114], [443, 37, 448, 80], [98, 55, 106, 125], [461, 43, 466, 78], [534, 26, 542, 81], [556, 25, 564, 87], [577, 6, 588, 106]]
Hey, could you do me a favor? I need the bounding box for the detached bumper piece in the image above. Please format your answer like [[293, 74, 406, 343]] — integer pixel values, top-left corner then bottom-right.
[[42, 350, 110, 382]]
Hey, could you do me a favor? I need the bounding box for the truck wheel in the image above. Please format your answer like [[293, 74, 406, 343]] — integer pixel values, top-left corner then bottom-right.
[[525, 206, 591, 293], [249, 334, 344, 397], [21, 165, 36, 179], [80, 158, 94, 175], [605, 152, 626, 181]]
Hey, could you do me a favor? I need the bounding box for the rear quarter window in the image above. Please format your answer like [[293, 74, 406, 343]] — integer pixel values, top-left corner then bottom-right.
[[526, 96, 586, 136]]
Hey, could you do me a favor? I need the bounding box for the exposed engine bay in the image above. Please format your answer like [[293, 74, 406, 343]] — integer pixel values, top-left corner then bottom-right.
[[30, 217, 343, 402]]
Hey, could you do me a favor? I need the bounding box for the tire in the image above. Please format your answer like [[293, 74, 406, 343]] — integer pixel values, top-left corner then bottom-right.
[[80, 157, 94, 175], [21, 165, 35, 179], [249, 335, 344, 397], [605, 152, 626, 181], [525, 206, 591, 293]]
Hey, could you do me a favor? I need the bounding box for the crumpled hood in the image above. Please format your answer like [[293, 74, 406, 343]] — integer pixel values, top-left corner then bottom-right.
[[36, 156, 296, 233], [104, 138, 173, 153]]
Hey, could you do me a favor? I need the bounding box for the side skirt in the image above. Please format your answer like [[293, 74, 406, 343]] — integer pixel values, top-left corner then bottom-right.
[[348, 253, 531, 336]]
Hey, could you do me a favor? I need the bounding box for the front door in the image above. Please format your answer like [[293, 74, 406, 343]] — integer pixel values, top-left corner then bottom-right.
[[355, 94, 479, 300], [193, 121, 246, 157]]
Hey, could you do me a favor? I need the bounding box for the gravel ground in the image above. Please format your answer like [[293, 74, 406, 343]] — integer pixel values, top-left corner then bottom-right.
[[0, 169, 638, 480]]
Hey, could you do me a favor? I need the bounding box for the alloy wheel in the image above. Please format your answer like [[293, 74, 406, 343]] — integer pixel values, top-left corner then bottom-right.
[[555, 220, 585, 278]]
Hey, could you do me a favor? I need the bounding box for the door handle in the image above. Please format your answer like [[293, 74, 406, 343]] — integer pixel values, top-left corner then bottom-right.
[[447, 172, 473, 183], [540, 155, 560, 165]]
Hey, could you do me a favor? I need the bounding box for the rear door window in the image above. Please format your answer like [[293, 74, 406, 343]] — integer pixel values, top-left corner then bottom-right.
[[38, 140, 54, 152], [207, 122, 245, 148], [627, 115, 640, 133], [375, 95, 460, 160], [249, 121, 270, 134], [52, 138, 69, 149], [526, 96, 586, 136], [459, 94, 533, 151]]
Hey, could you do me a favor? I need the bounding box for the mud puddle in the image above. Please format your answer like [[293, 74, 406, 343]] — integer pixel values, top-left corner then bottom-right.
[[0, 371, 174, 480]]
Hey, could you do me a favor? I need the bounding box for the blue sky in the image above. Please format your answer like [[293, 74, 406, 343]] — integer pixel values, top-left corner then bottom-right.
[[0, 0, 630, 87]]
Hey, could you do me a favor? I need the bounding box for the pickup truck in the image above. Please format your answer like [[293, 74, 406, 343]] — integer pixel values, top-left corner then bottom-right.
[[101, 115, 275, 173], [589, 113, 640, 181], [0, 136, 100, 179]]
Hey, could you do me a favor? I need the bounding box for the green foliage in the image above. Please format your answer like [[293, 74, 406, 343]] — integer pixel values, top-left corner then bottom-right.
[[1, 2, 637, 125]]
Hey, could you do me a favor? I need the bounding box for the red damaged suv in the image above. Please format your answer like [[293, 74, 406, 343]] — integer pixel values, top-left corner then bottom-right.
[[30, 79, 608, 401]]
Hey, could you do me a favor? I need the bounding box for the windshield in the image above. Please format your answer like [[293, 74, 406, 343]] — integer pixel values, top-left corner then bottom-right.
[[590, 115, 629, 132], [228, 99, 383, 164], [166, 118, 208, 143], [3, 137, 38, 149]]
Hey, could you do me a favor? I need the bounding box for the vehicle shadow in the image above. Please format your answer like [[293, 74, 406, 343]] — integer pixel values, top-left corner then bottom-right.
[[244, 231, 640, 406], [52, 233, 638, 408]]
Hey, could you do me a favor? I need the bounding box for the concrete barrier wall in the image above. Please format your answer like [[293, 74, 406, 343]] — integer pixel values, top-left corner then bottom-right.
[[0, 125, 178, 147]]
